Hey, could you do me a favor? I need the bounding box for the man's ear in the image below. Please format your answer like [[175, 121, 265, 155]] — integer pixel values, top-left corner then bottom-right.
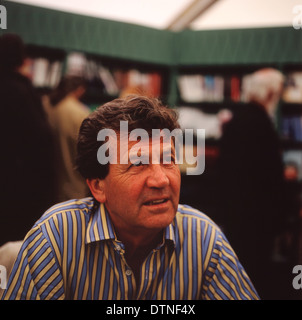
[[86, 178, 106, 203]]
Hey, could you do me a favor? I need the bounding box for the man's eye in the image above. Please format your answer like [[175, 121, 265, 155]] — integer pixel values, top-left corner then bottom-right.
[[130, 160, 147, 168], [132, 161, 143, 167]]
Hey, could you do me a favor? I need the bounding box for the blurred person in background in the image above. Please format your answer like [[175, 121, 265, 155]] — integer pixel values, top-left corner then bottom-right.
[[216, 68, 288, 299], [42, 75, 90, 202], [0, 33, 55, 246]]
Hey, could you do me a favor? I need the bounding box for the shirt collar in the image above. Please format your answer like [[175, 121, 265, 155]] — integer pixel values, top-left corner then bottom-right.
[[163, 220, 176, 248], [86, 203, 116, 244], [86, 203, 176, 248]]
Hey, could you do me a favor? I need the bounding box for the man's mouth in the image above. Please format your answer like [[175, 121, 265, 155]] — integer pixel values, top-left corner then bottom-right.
[[144, 199, 169, 206]]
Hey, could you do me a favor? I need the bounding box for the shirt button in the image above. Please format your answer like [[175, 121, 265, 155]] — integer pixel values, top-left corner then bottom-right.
[[125, 269, 132, 276]]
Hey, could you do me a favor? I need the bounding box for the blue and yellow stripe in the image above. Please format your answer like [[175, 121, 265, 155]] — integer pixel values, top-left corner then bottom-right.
[[1, 198, 259, 300]]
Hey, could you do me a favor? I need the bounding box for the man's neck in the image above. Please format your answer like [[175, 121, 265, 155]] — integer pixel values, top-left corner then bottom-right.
[[119, 230, 163, 285], [118, 228, 163, 256]]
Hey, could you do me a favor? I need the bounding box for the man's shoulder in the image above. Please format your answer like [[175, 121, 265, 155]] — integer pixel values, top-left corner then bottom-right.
[[176, 204, 220, 230], [34, 197, 95, 227]]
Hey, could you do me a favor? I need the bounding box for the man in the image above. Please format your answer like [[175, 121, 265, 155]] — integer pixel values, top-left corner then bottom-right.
[[42, 75, 91, 202], [2, 95, 259, 300], [216, 69, 286, 299], [0, 33, 55, 245]]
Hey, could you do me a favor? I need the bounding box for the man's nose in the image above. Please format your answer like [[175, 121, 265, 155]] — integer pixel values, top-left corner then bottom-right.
[[146, 164, 169, 189]]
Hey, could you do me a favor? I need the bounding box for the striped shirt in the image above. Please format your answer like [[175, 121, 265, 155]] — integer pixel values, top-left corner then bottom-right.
[[1, 198, 259, 300]]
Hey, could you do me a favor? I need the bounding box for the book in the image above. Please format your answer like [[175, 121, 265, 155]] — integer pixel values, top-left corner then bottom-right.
[[283, 150, 302, 180], [178, 75, 204, 102], [230, 76, 241, 102], [46, 61, 62, 88], [282, 115, 302, 142], [177, 74, 224, 103], [32, 58, 49, 87], [98, 65, 119, 96], [283, 72, 302, 103]]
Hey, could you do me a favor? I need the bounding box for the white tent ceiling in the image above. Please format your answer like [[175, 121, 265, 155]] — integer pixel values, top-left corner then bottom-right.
[[7, 0, 302, 30]]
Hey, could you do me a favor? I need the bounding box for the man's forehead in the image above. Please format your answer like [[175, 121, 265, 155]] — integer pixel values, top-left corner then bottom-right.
[[128, 142, 174, 159], [121, 137, 174, 152], [118, 132, 175, 147]]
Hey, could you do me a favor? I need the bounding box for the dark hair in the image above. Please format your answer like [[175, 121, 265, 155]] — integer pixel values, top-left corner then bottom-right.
[[0, 33, 25, 71], [49, 75, 87, 106], [76, 95, 180, 180]]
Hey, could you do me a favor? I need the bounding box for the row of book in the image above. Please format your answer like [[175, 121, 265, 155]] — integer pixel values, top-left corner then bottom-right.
[[178, 72, 302, 104], [23, 52, 163, 98], [177, 74, 246, 103], [65, 52, 162, 97], [281, 115, 302, 142], [25, 53, 302, 104], [177, 75, 224, 103], [21, 57, 63, 89]]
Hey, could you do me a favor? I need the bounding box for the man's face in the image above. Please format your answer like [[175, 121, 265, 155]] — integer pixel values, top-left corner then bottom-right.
[[100, 136, 181, 235]]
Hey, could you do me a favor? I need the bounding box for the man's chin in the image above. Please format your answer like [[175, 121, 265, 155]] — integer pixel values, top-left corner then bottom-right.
[[141, 210, 176, 230]]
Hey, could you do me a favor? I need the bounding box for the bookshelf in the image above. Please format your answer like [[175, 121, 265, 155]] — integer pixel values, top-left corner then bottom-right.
[[281, 68, 302, 185], [2, 0, 301, 173], [20, 45, 169, 109], [1, 0, 173, 107], [281, 69, 302, 144], [176, 65, 260, 108], [173, 27, 302, 185], [2, 0, 301, 182], [176, 65, 302, 177], [64, 51, 169, 107]]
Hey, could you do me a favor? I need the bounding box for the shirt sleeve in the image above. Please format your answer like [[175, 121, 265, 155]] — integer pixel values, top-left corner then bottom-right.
[[201, 228, 260, 300], [1, 226, 65, 300]]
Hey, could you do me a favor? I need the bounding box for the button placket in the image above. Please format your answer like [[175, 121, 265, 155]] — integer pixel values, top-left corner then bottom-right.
[[114, 242, 133, 277], [125, 269, 132, 276], [113, 240, 125, 254]]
